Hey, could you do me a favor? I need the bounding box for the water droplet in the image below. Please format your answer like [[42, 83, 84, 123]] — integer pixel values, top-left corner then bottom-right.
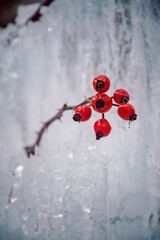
[[15, 165, 24, 177], [48, 27, 53, 32], [34, 224, 38, 232], [9, 73, 18, 79], [55, 177, 61, 180], [53, 214, 63, 218], [10, 197, 18, 203], [40, 168, 45, 173], [88, 145, 96, 150], [68, 152, 73, 159], [82, 207, 91, 214]]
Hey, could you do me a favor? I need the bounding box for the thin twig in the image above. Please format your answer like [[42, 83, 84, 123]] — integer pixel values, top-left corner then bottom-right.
[[112, 103, 119, 107], [26, 0, 55, 24], [24, 98, 92, 158]]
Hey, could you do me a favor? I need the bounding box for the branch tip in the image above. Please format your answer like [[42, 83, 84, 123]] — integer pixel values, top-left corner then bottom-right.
[[24, 145, 35, 158]]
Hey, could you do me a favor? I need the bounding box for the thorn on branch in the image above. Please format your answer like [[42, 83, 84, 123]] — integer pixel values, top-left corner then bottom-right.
[[43, 122, 49, 128], [24, 99, 92, 158]]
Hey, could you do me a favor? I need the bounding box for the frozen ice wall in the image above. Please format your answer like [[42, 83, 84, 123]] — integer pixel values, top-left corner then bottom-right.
[[0, 0, 160, 239]]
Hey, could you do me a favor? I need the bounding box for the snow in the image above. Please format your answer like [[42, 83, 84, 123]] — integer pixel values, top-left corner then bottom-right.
[[0, 0, 160, 239]]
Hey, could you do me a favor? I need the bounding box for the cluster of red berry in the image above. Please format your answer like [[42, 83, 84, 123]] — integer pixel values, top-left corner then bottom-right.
[[73, 75, 137, 140]]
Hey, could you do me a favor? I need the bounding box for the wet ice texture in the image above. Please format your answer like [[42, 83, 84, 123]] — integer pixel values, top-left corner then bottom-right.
[[0, 0, 160, 239]]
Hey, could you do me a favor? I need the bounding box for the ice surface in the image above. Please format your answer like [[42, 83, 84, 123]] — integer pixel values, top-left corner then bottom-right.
[[0, 0, 160, 239]]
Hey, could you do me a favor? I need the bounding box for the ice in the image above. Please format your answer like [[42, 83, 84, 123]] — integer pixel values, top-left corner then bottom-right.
[[0, 0, 160, 239]]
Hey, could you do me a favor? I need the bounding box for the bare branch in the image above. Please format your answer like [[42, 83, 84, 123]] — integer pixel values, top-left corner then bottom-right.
[[24, 98, 92, 158], [26, 0, 55, 24]]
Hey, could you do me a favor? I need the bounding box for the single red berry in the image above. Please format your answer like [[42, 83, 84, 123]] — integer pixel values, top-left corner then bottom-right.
[[73, 105, 92, 122], [93, 75, 110, 93], [113, 89, 130, 105], [91, 93, 112, 113], [94, 119, 111, 140], [117, 103, 137, 121]]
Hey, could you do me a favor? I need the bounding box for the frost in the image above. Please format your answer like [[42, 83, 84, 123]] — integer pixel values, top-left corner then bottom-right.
[[0, 0, 160, 239]]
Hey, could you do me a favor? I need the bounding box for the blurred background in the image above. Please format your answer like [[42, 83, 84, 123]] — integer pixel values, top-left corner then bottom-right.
[[0, 0, 160, 240]]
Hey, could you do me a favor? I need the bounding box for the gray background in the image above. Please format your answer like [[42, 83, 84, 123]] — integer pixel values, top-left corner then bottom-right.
[[0, 0, 160, 239]]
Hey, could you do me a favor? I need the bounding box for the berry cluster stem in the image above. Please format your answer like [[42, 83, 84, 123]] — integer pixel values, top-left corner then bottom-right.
[[64, 97, 92, 110], [112, 103, 119, 107], [24, 97, 92, 157]]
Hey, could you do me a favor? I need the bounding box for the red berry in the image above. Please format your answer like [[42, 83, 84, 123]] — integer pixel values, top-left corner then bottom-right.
[[73, 105, 92, 122], [94, 119, 111, 140], [117, 103, 137, 121], [93, 75, 110, 93], [91, 93, 112, 113], [113, 89, 130, 105]]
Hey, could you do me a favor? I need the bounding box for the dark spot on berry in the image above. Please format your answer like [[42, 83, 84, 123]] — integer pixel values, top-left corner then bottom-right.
[[130, 114, 137, 121], [121, 96, 129, 103], [96, 132, 103, 140], [96, 99, 105, 110], [96, 80, 104, 89], [73, 113, 81, 122]]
